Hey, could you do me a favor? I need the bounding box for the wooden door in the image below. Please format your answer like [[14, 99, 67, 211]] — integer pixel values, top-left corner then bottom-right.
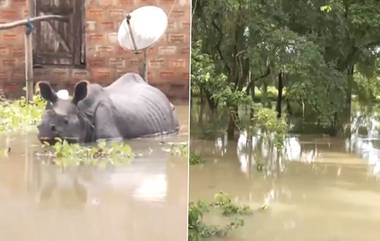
[[33, 0, 85, 67]]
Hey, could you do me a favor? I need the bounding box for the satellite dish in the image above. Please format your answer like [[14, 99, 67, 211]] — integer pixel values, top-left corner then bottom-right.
[[118, 6, 168, 51]]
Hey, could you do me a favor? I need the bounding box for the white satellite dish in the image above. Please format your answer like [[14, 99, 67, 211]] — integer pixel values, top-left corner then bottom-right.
[[118, 6, 168, 51]]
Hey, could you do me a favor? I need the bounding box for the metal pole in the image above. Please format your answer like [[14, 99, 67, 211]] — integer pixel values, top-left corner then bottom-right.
[[0, 15, 68, 103], [0, 15, 67, 30], [24, 20, 34, 103], [24, 34, 33, 102], [126, 14, 149, 82], [143, 49, 148, 82]]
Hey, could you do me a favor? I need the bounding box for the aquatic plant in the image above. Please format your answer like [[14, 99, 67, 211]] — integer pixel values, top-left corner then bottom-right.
[[190, 152, 205, 165], [39, 139, 134, 167], [0, 95, 45, 133], [169, 142, 189, 157], [188, 192, 253, 241]]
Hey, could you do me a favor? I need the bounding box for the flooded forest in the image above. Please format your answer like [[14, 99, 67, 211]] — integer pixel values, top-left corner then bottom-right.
[[190, 1, 380, 241]]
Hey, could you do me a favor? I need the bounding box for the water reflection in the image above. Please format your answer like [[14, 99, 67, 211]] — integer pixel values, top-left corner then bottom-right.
[[192, 104, 380, 177], [190, 103, 380, 241]]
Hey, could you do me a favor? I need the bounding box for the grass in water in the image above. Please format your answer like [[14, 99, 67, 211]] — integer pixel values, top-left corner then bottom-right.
[[39, 139, 134, 168], [190, 152, 205, 165], [169, 142, 189, 157], [188, 192, 254, 241], [0, 96, 45, 133]]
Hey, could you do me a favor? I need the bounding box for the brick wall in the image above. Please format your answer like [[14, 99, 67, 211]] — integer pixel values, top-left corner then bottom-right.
[[0, 0, 190, 101]]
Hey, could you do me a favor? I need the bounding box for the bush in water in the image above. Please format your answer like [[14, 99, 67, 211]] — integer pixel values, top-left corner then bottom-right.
[[188, 192, 253, 241], [0, 96, 45, 133], [38, 139, 134, 168]]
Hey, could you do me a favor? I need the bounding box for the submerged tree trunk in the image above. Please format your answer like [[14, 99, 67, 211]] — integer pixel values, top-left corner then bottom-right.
[[276, 72, 284, 118], [335, 65, 354, 136], [199, 91, 205, 125], [227, 106, 238, 139]]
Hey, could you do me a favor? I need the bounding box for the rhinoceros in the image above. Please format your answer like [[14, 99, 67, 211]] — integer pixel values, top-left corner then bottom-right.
[[37, 73, 179, 143]]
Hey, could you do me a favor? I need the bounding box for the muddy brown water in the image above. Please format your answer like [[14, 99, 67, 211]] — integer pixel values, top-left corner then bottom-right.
[[0, 105, 188, 241], [190, 107, 380, 241]]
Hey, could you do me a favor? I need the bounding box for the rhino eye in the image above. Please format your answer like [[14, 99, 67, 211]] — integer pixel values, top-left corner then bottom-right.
[[63, 119, 69, 125]]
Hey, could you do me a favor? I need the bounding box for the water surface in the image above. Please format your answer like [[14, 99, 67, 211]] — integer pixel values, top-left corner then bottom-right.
[[190, 105, 380, 241], [0, 105, 188, 241]]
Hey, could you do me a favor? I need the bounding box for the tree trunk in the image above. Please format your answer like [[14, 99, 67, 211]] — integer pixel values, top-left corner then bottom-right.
[[227, 106, 237, 139], [199, 91, 205, 125], [276, 72, 284, 118]]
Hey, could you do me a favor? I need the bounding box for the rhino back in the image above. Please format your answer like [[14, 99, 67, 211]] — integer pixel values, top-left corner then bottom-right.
[[104, 73, 179, 138]]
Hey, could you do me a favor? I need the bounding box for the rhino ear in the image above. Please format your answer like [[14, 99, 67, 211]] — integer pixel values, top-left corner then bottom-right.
[[72, 80, 88, 105], [38, 81, 57, 103]]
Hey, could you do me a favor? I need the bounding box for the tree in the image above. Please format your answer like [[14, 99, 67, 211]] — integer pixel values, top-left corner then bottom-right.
[[192, 0, 380, 135]]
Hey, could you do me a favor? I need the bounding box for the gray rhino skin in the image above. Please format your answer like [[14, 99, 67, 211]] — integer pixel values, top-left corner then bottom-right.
[[37, 73, 179, 143]]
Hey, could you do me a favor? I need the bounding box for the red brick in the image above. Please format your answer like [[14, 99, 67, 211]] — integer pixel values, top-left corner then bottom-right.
[[96, 45, 115, 54], [0, 46, 10, 56], [168, 34, 185, 44], [159, 71, 177, 80], [51, 69, 70, 80], [171, 10, 185, 17], [100, 21, 115, 31], [91, 68, 113, 81], [158, 46, 177, 55], [0, 72, 10, 81], [3, 58, 16, 66], [2, 34, 18, 42], [88, 57, 106, 67], [149, 58, 165, 68], [87, 33, 104, 43], [0, 10, 19, 20], [14, 0, 26, 4], [109, 8, 125, 18], [12, 47, 24, 57], [87, 8, 104, 20], [107, 32, 118, 44], [169, 59, 186, 68], [108, 58, 126, 69], [72, 70, 89, 80]]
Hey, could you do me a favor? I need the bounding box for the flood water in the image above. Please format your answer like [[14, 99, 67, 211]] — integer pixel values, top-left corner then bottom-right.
[[0, 105, 188, 241], [190, 104, 380, 241]]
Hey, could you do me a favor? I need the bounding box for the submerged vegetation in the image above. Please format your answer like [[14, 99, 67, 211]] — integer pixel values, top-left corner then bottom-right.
[[189, 192, 255, 241], [254, 107, 288, 149], [0, 96, 45, 133], [168, 142, 189, 157], [190, 151, 205, 165], [38, 139, 134, 168]]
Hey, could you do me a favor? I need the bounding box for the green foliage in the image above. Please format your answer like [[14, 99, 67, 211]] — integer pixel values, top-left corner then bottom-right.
[[354, 72, 380, 102], [212, 192, 253, 216], [169, 143, 189, 157], [193, 0, 380, 132], [320, 5, 332, 13], [254, 107, 288, 149], [190, 152, 205, 165], [188, 192, 253, 241], [191, 41, 228, 106], [192, 41, 253, 109], [0, 95, 45, 133], [41, 139, 134, 168]]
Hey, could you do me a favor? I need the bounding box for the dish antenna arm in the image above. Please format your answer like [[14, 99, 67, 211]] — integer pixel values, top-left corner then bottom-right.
[[126, 14, 139, 53]]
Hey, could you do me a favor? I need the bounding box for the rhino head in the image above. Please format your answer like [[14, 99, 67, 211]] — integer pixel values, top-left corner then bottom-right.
[[37, 81, 91, 144]]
